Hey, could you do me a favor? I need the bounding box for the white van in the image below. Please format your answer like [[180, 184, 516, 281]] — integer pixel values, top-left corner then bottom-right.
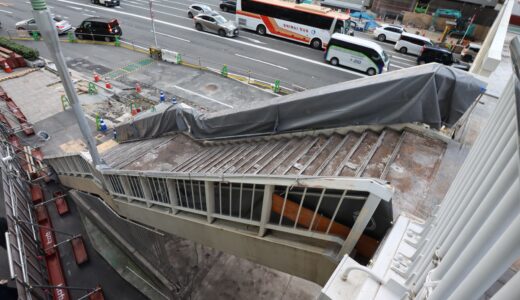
[[325, 33, 390, 76], [394, 32, 433, 56]]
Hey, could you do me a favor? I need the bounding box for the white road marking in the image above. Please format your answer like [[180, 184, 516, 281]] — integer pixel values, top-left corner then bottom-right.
[[389, 55, 415, 63], [391, 64, 404, 69], [0, 9, 12, 14], [235, 53, 288, 70], [241, 37, 265, 44], [123, 2, 186, 19], [185, 0, 219, 8], [120, 40, 148, 50], [54, 0, 365, 78], [83, 14, 95, 17], [69, 6, 83, 10], [154, 31, 191, 43], [130, 0, 187, 12], [174, 85, 234, 109]]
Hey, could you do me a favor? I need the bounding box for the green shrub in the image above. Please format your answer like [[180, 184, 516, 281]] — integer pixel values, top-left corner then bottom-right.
[[0, 37, 39, 61]]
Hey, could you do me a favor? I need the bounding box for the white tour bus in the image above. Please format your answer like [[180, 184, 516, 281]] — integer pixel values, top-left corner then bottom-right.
[[236, 0, 355, 49], [325, 33, 390, 75]]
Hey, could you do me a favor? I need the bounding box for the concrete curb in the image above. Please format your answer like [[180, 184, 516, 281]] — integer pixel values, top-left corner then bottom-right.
[[5, 35, 297, 95]]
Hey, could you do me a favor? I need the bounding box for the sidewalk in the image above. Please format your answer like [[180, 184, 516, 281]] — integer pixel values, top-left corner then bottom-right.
[[15, 40, 276, 113]]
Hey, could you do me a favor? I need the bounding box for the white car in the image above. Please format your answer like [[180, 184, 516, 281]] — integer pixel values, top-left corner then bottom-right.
[[188, 4, 215, 18], [373, 25, 406, 42], [16, 16, 72, 35], [394, 32, 433, 56]]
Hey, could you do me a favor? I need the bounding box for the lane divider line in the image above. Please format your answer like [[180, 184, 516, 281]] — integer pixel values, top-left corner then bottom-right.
[[53, 0, 366, 78], [235, 53, 288, 70], [174, 85, 234, 109]]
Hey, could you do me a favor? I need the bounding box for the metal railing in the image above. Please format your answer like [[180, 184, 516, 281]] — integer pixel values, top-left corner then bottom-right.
[[45, 152, 393, 259], [389, 37, 520, 299], [470, 0, 515, 76]]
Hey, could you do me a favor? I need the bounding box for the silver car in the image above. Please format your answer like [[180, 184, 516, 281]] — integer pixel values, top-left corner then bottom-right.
[[194, 13, 238, 37], [16, 16, 72, 35], [188, 4, 214, 18]]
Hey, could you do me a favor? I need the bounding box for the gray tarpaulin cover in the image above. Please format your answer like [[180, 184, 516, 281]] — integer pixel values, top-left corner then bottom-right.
[[116, 63, 485, 142]]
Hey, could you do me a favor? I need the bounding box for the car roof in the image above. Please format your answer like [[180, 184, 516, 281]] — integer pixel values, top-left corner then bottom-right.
[[424, 45, 452, 53], [197, 12, 224, 18], [83, 17, 116, 23], [385, 24, 403, 28], [469, 43, 482, 49], [401, 32, 431, 42], [191, 4, 212, 10], [331, 33, 385, 54]]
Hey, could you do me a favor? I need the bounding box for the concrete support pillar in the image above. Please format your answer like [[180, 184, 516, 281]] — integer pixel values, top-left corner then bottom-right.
[[205, 181, 215, 223], [338, 193, 380, 257], [139, 176, 153, 208], [166, 179, 179, 214], [258, 185, 274, 237]]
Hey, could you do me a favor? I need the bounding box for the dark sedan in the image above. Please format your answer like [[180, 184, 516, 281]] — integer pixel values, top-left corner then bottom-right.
[[220, 0, 236, 13]]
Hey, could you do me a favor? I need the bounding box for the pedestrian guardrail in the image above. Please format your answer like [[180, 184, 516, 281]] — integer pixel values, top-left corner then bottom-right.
[[45, 152, 394, 260]]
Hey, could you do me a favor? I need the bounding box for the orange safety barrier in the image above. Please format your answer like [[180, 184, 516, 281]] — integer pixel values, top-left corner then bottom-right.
[[36, 204, 70, 300], [71, 237, 88, 265], [53, 191, 70, 216], [31, 185, 44, 204], [20, 122, 35, 136]]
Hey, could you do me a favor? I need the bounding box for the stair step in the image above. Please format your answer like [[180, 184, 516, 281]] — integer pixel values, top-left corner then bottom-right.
[[339, 131, 380, 177], [361, 129, 402, 178], [272, 137, 320, 175], [302, 134, 345, 175], [285, 136, 329, 175]]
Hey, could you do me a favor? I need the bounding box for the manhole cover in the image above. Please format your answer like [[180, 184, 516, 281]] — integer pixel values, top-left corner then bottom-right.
[[37, 131, 50, 141], [204, 83, 218, 92]]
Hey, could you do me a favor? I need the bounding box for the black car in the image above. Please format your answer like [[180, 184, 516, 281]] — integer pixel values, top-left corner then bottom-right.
[[75, 17, 122, 42], [220, 0, 236, 13], [417, 46, 470, 71]]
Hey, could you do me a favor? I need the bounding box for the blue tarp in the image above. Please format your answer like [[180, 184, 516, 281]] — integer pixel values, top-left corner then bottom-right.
[[351, 12, 375, 20]]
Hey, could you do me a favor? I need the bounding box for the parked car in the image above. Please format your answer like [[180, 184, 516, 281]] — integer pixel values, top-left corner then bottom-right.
[[417, 46, 470, 71], [194, 13, 238, 37], [188, 4, 215, 18], [90, 0, 120, 7], [220, 0, 236, 13], [461, 43, 481, 62], [75, 17, 122, 42], [16, 16, 72, 35], [373, 24, 405, 42], [394, 32, 433, 55]]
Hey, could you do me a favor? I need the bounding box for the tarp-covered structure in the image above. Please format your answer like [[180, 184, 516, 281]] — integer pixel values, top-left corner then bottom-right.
[[116, 63, 485, 142]]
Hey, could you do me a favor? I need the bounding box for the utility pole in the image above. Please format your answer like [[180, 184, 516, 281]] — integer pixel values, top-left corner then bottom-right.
[[149, 0, 159, 48], [29, 0, 103, 166]]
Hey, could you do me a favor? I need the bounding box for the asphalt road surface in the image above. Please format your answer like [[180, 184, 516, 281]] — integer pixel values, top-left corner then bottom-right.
[[0, 0, 418, 89]]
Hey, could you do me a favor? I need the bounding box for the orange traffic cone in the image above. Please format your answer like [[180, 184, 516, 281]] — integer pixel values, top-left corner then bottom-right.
[[105, 78, 112, 89], [4, 62, 12, 73], [135, 83, 142, 93], [93, 71, 100, 82]]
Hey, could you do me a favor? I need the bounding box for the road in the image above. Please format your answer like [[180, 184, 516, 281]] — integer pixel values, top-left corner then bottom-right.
[[0, 0, 418, 89]]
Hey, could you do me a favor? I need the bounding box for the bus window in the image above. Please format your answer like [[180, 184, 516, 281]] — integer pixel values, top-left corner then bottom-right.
[[333, 20, 344, 33]]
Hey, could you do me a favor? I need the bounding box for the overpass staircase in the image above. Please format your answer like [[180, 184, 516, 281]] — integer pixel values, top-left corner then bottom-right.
[[44, 125, 448, 285]]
